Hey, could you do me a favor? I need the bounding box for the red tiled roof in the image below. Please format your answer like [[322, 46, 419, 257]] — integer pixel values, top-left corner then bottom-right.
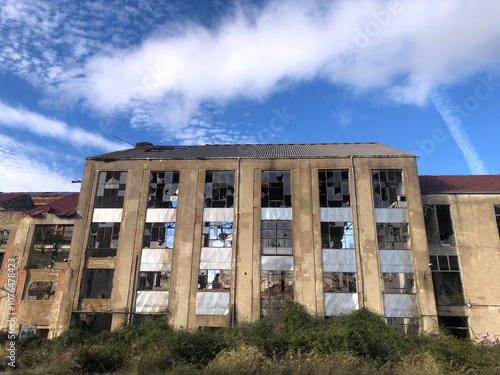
[[0, 192, 27, 204], [419, 175, 500, 194], [25, 192, 79, 217]]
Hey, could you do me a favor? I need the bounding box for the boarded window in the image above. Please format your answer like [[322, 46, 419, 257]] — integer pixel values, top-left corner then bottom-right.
[[204, 171, 235, 208], [94, 171, 127, 208], [372, 169, 405, 208], [261, 220, 292, 255], [143, 223, 175, 249], [429, 255, 464, 306], [377, 223, 410, 250], [80, 269, 114, 299], [138, 271, 170, 291], [198, 270, 231, 290], [29, 225, 73, 269], [25, 281, 56, 301], [323, 272, 356, 293], [148, 171, 179, 208], [87, 222, 120, 257], [260, 270, 293, 317], [321, 222, 354, 249], [261, 171, 291, 208], [202, 222, 232, 247], [385, 317, 419, 335], [318, 169, 350, 207], [381, 273, 415, 294]]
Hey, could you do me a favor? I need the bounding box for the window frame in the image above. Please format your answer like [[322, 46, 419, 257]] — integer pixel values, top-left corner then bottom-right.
[[137, 271, 170, 291], [318, 169, 350, 208], [197, 269, 231, 290], [261, 170, 291, 208], [377, 223, 410, 250], [372, 169, 405, 208], [24, 281, 57, 301], [321, 221, 354, 249], [323, 271, 357, 293], [29, 224, 74, 268], [261, 220, 292, 255], [204, 171, 235, 208], [147, 171, 179, 209], [87, 222, 120, 257], [94, 171, 127, 208], [381, 272, 415, 294], [143, 222, 175, 249], [202, 222, 233, 248]]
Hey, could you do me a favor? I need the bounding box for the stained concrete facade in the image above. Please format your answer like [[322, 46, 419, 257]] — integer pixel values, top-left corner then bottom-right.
[[1, 143, 499, 340]]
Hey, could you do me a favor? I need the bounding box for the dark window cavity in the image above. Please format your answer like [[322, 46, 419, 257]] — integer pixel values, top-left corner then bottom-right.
[[80, 269, 114, 299], [260, 270, 293, 317], [202, 222, 232, 248], [143, 223, 175, 249], [138, 271, 170, 291], [438, 316, 469, 339], [377, 223, 410, 250], [29, 225, 73, 269], [198, 269, 231, 290], [148, 171, 179, 208], [429, 254, 464, 306], [318, 169, 350, 207], [323, 272, 356, 293], [372, 169, 405, 208], [261, 220, 292, 255], [87, 222, 120, 257], [261, 171, 291, 208], [25, 281, 56, 301], [0, 229, 9, 248], [494, 205, 500, 237], [94, 171, 127, 208], [381, 273, 415, 294], [204, 171, 235, 208], [321, 222, 354, 249]]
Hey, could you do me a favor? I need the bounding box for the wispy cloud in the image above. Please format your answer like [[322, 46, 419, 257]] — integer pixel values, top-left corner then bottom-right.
[[430, 90, 489, 175], [0, 101, 123, 151]]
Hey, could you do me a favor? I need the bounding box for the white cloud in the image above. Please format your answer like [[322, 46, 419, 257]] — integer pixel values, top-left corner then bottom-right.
[[0, 101, 123, 151], [0, 134, 79, 192]]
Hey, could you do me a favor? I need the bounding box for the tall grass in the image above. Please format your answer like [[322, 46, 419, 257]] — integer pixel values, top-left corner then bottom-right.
[[4, 303, 499, 374]]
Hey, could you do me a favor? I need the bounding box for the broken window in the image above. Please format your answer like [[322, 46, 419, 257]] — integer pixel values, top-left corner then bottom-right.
[[494, 205, 500, 237], [29, 225, 73, 269], [143, 223, 175, 249], [385, 317, 419, 335], [148, 171, 179, 208], [377, 223, 410, 250], [424, 205, 456, 246], [321, 222, 354, 249], [429, 255, 464, 306], [438, 316, 469, 339], [87, 223, 120, 257], [381, 273, 415, 294], [198, 269, 231, 290], [261, 171, 291, 207], [318, 169, 350, 207], [80, 269, 114, 299], [372, 169, 405, 208], [261, 220, 292, 255], [0, 229, 9, 268], [138, 271, 170, 291], [94, 171, 127, 208], [202, 222, 232, 247], [24, 281, 56, 301], [204, 171, 235, 208], [323, 272, 356, 293], [260, 270, 293, 317]]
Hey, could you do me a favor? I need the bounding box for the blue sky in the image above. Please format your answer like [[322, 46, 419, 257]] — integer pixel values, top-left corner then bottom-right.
[[0, 0, 499, 191]]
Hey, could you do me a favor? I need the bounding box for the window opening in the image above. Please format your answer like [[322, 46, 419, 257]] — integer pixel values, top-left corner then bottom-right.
[[321, 222, 354, 249], [204, 171, 235, 208], [323, 272, 356, 293], [202, 222, 232, 247], [438, 316, 469, 339], [377, 223, 410, 250], [260, 270, 293, 317], [148, 171, 179, 208], [94, 171, 127, 208], [80, 269, 114, 299], [137, 271, 170, 291], [381, 273, 415, 294], [25, 282, 56, 301], [261, 220, 292, 255], [494, 205, 500, 237], [198, 270, 231, 290], [318, 169, 350, 207], [385, 317, 419, 335], [261, 171, 291, 207], [87, 222, 120, 257], [29, 225, 73, 268], [143, 223, 175, 249], [372, 169, 405, 208], [429, 254, 464, 306]]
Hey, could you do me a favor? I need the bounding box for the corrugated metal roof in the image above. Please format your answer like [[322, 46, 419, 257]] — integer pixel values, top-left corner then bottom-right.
[[0, 192, 27, 204], [88, 143, 416, 161], [25, 192, 79, 217], [419, 175, 500, 194]]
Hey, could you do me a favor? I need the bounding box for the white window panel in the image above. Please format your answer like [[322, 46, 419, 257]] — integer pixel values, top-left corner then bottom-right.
[[199, 247, 232, 270], [92, 208, 122, 223], [145, 209, 176, 223], [375, 208, 408, 223], [261, 208, 292, 220], [195, 292, 230, 315], [320, 207, 352, 222], [202, 208, 234, 222], [383, 294, 418, 317], [140, 248, 172, 272], [324, 293, 359, 316], [261, 255, 293, 271], [322, 249, 356, 272], [379, 250, 413, 273], [135, 291, 169, 313]]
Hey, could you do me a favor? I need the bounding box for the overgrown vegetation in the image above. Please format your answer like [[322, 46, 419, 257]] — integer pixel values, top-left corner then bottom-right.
[[1, 303, 499, 374]]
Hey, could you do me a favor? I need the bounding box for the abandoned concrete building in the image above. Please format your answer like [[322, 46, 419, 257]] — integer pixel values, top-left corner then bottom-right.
[[0, 143, 499, 340]]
